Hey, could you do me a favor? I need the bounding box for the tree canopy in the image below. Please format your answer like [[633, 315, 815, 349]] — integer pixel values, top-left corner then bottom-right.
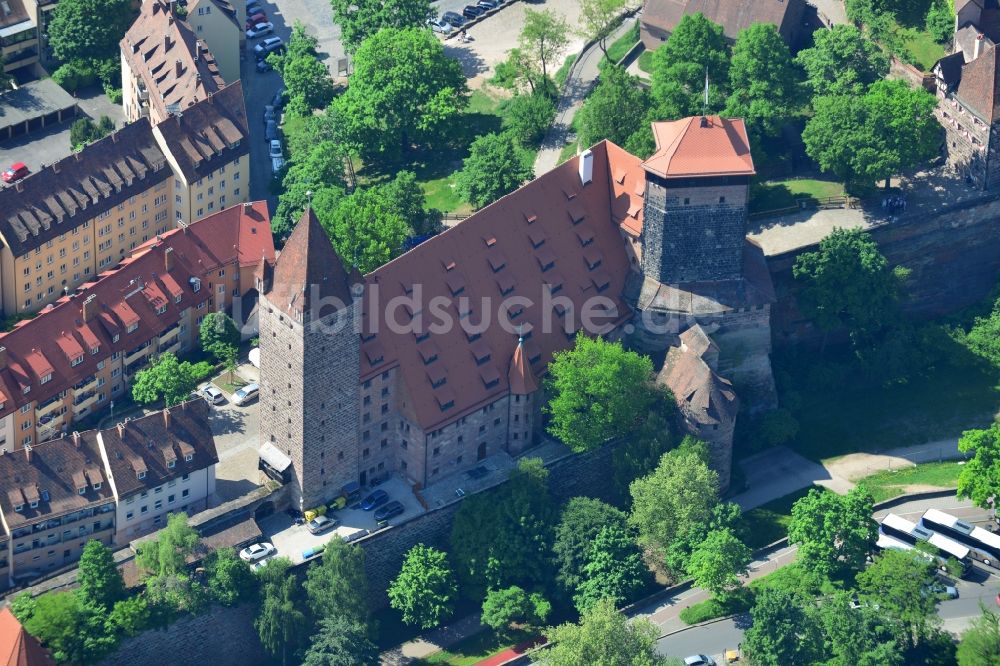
[[131, 353, 200, 407], [204, 548, 256, 607], [199, 312, 241, 357], [957, 422, 1000, 509], [317, 181, 411, 273], [332, 27, 468, 162], [330, 0, 432, 53], [552, 497, 629, 597], [650, 12, 730, 119], [501, 93, 557, 148], [302, 616, 379, 666], [455, 132, 535, 209], [274, 137, 346, 239], [579, 0, 628, 58], [546, 335, 656, 452], [136, 513, 200, 578], [743, 587, 823, 666], [269, 24, 337, 117], [856, 548, 939, 648], [304, 538, 369, 625], [480, 586, 551, 634], [577, 65, 652, 149], [957, 607, 1000, 666], [48, 0, 134, 62], [724, 23, 801, 141], [77, 541, 126, 611], [256, 571, 308, 666], [819, 592, 904, 666], [686, 527, 751, 599], [786, 487, 876, 578], [795, 24, 889, 98], [802, 79, 939, 194], [388, 544, 459, 629], [519, 9, 570, 81], [572, 523, 651, 612]]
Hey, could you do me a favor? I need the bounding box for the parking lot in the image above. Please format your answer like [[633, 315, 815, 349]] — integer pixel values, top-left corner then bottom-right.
[[257, 477, 425, 565], [203, 362, 265, 504]]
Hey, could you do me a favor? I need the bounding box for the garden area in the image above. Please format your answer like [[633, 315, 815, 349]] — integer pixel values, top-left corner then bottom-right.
[[749, 178, 847, 214], [856, 461, 964, 502]]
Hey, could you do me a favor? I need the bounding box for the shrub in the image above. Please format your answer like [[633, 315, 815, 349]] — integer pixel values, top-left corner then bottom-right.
[[52, 60, 97, 92], [500, 93, 555, 148]]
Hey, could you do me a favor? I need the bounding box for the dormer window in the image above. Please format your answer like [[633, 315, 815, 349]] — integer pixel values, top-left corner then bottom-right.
[[185, 453, 193, 462], [13, 503, 23, 512], [29, 500, 38, 509], [78, 487, 86, 495], [137, 470, 146, 480], [71, 355, 84, 367], [156, 305, 167, 315], [168, 460, 176, 469], [90, 345, 100, 355], [112, 334, 120, 343], [22, 386, 30, 395], [174, 294, 182, 304], [127, 323, 138, 333], [40, 374, 52, 384], [93, 482, 102, 490], [190, 277, 202, 293]]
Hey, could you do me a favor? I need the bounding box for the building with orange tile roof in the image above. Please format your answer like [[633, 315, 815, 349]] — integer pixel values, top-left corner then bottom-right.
[[0, 607, 54, 666], [258, 116, 774, 504]]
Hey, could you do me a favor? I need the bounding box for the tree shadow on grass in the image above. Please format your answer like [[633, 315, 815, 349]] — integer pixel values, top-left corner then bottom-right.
[[749, 182, 819, 214]]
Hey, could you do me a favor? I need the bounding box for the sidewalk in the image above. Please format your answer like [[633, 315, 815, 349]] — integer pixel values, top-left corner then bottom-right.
[[533, 13, 640, 175], [380, 614, 485, 666]]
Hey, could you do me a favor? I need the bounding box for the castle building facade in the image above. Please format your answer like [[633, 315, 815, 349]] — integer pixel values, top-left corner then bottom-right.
[[259, 116, 775, 507]]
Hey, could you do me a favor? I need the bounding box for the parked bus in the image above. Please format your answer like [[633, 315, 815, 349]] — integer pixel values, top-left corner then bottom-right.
[[879, 513, 972, 576], [920, 508, 1000, 567]]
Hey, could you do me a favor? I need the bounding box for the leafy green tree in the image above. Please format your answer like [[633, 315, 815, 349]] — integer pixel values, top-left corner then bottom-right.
[[686, 528, 751, 599], [957, 422, 1000, 509], [628, 438, 719, 573], [330, 0, 432, 53], [856, 548, 939, 648], [23, 592, 117, 664], [650, 12, 730, 119], [573, 523, 651, 612], [302, 616, 378, 666], [519, 9, 570, 81], [578, 65, 651, 149], [106, 595, 152, 637], [492, 47, 549, 96], [304, 538, 369, 624], [70, 116, 115, 150], [332, 27, 468, 162], [724, 23, 801, 141], [204, 548, 256, 606], [268, 25, 336, 116], [957, 607, 1000, 666], [611, 407, 675, 503], [743, 588, 823, 666], [199, 312, 241, 358], [962, 306, 1000, 368], [552, 497, 629, 597], [256, 573, 309, 666], [481, 586, 551, 634], [318, 182, 411, 272], [9, 592, 36, 621], [795, 25, 889, 98], [274, 138, 346, 238], [537, 598, 678, 666], [787, 486, 876, 578], [501, 93, 556, 148], [450, 458, 556, 600], [48, 0, 133, 62], [455, 132, 535, 209], [792, 228, 907, 339], [926, 0, 955, 44], [579, 0, 627, 59], [819, 592, 905, 666], [131, 353, 198, 406], [136, 513, 200, 577], [546, 335, 656, 452], [77, 540, 125, 611], [802, 79, 940, 194], [388, 544, 459, 629], [382, 170, 438, 235]]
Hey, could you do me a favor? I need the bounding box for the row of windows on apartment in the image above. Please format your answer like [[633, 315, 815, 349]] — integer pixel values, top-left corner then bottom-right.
[[174, 164, 231, 189], [10, 505, 114, 537], [125, 489, 191, 520], [426, 402, 500, 439], [124, 475, 192, 504], [14, 523, 112, 552]]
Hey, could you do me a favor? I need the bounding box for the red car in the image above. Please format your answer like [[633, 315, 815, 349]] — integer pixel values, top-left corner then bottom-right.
[[2, 162, 28, 183], [245, 12, 266, 29]]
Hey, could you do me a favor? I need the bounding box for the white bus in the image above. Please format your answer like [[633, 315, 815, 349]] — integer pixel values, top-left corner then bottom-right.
[[920, 508, 1000, 567], [879, 512, 972, 576]]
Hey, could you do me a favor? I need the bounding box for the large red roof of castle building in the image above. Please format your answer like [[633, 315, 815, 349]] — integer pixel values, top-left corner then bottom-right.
[[642, 116, 755, 179]]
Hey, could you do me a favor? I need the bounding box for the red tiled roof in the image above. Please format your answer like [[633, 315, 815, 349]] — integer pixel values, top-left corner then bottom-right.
[[0, 608, 55, 666], [361, 142, 639, 430], [507, 338, 538, 395], [54, 331, 85, 363], [957, 44, 1000, 121], [641, 0, 803, 41], [642, 116, 756, 179]]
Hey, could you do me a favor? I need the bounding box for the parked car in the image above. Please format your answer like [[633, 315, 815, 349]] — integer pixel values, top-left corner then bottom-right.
[[246, 2, 263, 16], [478, 0, 499, 9], [268, 139, 283, 160], [271, 157, 285, 174], [245, 12, 266, 28], [2, 162, 29, 183], [255, 59, 273, 73], [263, 105, 276, 126], [271, 87, 286, 109], [307, 514, 338, 534], [927, 581, 959, 599], [254, 36, 284, 57], [683, 656, 716, 666], [239, 542, 276, 562], [360, 489, 389, 510], [264, 120, 279, 142], [246, 21, 274, 38], [463, 4, 485, 18], [201, 385, 225, 405], [233, 383, 259, 406], [441, 11, 465, 27], [427, 17, 453, 34], [374, 501, 405, 522]]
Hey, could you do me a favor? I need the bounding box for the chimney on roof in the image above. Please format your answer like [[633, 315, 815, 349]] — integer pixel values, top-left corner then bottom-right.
[[976, 33, 985, 60], [0, 346, 6, 371], [165, 246, 175, 271], [24, 445, 32, 463], [579, 149, 593, 186], [82, 294, 97, 322], [72, 431, 81, 448], [176, 59, 183, 77], [52, 162, 60, 174], [163, 407, 171, 430], [196, 43, 201, 61], [117, 422, 125, 439], [164, 34, 170, 51], [700, 116, 710, 128]]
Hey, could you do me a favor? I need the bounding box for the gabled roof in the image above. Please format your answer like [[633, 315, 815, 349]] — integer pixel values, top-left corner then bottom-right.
[[642, 116, 755, 179], [641, 0, 803, 41], [658, 325, 738, 426], [508, 338, 538, 395], [266, 208, 353, 319], [956, 44, 1000, 121], [0, 608, 54, 666]]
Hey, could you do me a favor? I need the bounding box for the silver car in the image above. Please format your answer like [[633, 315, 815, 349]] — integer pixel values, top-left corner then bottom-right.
[[201, 385, 225, 405], [427, 17, 453, 34], [233, 383, 260, 406], [239, 542, 275, 562]]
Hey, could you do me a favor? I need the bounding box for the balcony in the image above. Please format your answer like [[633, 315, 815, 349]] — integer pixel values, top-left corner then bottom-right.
[[72, 390, 97, 414], [159, 323, 180, 341], [137, 84, 149, 101], [73, 374, 97, 392], [36, 393, 64, 415], [125, 342, 151, 365]]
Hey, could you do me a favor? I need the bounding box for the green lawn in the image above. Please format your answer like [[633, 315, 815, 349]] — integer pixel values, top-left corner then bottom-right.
[[412, 629, 534, 666], [857, 461, 964, 503], [749, 178, 846, 214], [739, 486, 820, 550], [598, 23, 640, 70], [637, 50, 653, 75], [555, 54, 577, 88], [899, 27, 947, 72]]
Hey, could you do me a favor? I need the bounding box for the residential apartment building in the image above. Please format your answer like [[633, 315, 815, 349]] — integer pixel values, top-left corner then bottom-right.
[[152, 82, 251, 230], [183, 0, 241, 83], [0, 0, 41, 76], [0, 120, 174, 316], [0, 85, 252, 317], [0, 399, 218, 587], [0, 201, 273, 450]]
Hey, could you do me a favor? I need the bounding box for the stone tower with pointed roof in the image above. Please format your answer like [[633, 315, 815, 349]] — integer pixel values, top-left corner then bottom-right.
[[507, 337, 540, 454], [639, 116, 756, 285], [257, 208, 361, 508]]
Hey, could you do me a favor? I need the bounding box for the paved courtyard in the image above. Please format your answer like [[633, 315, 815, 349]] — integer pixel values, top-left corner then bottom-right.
[[208, 362, 265, 504]]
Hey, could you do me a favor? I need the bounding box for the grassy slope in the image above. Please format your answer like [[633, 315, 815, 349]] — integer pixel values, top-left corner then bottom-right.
[[749, 179, 846, 213], [857, 461, 963, 503]]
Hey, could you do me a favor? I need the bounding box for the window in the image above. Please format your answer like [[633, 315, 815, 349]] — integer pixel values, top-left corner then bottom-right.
[[137, 471, 146, 480], [182, 489, 189, 498]]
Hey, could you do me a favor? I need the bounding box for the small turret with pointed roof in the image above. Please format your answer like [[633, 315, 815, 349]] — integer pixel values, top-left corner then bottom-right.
[[268, 208, 352, 322], [255, 251, 273, 295], [508, 335, 538, 395]]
